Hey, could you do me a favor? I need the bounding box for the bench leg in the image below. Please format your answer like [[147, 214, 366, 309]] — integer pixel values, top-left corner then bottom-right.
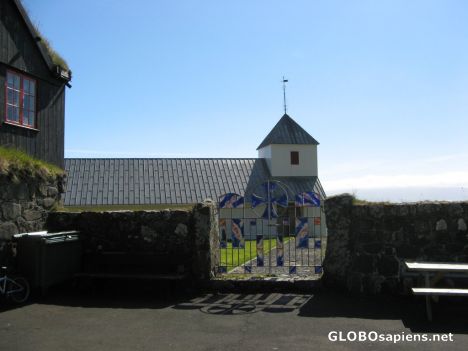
[[425, 295, 432, 321], [425, 273, 433, 322]]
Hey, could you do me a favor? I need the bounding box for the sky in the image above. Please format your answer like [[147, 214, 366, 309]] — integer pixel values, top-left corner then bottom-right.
[[22, 0, 468, 202]]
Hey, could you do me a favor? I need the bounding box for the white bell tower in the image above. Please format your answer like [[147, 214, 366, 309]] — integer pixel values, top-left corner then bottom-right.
[[257, 114, 319, 177]]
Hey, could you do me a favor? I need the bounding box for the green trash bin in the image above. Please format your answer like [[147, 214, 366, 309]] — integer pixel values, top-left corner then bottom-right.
[[15, 231, 82, 295]]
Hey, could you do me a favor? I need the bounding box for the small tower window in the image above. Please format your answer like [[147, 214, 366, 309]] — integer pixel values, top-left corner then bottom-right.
[[290, 151, 299, 165]]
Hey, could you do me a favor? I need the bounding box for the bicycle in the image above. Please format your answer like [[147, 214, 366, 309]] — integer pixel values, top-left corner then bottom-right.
[[0, 266, 30, 303]]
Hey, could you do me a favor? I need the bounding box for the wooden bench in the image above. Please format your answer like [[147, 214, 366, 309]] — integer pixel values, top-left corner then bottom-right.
[[75, 251, 189, 285], [405, 262, 468, 321]]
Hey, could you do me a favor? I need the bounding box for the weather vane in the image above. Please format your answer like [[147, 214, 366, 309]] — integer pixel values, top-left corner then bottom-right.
[[282, 76, 288, 114]]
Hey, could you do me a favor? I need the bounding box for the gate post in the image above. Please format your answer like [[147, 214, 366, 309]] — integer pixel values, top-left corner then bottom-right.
[[191, 200, 220, 280], [322, 194, 353, 289]]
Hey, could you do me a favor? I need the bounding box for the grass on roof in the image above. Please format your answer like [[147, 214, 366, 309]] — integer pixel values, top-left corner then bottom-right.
[[40, 35, 69, 71], [0, 146, 64, 181], [19, 0, 70, 72]]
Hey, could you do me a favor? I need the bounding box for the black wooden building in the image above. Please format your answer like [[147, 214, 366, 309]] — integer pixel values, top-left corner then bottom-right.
[[0, 0, 71, 168]]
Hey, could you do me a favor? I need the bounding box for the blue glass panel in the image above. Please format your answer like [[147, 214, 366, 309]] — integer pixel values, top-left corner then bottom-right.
[[295, 192, 321, 207], [314, 240, 321, 249], [275, 194, 288, 207], [296, 218, 309, 248], [219, 193, 244, 208], [251, 194, 264, 208]]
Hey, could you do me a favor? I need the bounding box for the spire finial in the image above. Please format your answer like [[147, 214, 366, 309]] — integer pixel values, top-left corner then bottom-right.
[[282, 76, 288, 114]]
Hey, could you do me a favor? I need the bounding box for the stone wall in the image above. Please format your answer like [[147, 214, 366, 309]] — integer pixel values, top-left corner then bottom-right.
[[191, 201, 220, 280], [46, 200, 219, 280], [323, 194, 468, 294], [0, 173, 65, 264]]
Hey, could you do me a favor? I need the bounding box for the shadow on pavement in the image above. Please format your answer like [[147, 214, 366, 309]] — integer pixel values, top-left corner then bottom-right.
[[28, 280, 195, 310], [172, 292, 311, 315], [0, 298, 33, 313], [8, 279, 468, 335], [298, 292, 468, 334]]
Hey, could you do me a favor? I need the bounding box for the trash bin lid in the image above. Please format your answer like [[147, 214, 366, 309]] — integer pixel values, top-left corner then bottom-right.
[[14, 231, 80, 242], [14, 231, 48, 239]]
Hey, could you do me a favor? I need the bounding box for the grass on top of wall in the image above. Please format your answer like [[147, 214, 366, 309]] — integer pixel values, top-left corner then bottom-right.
[[0, 146, 64, 181], [352, 198, 392, 205], [339, 193, 393, 205], [60, 204, 195, 212]]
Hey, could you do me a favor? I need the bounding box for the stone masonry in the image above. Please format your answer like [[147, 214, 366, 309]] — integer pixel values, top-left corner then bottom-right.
[[46, 200, 219, 280], [0, 173, 65, 264], [323, 194, 468, 295]]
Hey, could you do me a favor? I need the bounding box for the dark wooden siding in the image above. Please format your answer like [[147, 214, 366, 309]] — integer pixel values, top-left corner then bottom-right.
[[0, 0, 66, 168]]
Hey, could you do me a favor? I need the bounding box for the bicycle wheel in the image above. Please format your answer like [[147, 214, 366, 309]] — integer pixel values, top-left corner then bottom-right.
[[7, 277, 30, 303]]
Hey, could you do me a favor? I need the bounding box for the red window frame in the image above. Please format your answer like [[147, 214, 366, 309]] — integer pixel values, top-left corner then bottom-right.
[[290, 151, 299, 165], [4, 70, 37, 129]]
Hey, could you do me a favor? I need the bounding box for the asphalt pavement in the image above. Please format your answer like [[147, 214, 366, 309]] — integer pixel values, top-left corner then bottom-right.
[[1, 284, 467, 351]]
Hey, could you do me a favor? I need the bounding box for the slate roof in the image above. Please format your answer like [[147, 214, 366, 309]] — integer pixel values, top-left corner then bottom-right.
[[257, 114, 319, 149], [64, 158, 325, 206]]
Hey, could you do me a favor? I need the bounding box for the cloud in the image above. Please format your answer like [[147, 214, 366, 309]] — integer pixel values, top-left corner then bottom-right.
[[326, 187, 468, 202], [323, 171, 468, 191], [322, 152, 468, 177], [321, 152, 468, 191]]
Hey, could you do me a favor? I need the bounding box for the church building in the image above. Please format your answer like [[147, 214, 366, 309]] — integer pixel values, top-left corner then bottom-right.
[[64, 113, 325, 208]]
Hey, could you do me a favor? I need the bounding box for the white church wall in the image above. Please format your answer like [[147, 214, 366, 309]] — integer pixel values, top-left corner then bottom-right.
[[269, 144, 317, 177], [258, 145, 272, 172]]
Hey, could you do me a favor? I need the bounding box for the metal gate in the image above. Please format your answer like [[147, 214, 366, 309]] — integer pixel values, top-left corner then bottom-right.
[[217, 180, 326, 276]]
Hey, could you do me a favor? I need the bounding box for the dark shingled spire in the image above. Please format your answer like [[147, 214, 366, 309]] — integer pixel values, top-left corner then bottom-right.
[[257, 114, 319, 150]]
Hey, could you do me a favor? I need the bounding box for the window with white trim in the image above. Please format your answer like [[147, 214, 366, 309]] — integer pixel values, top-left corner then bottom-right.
[[5, 71, 36, 128]]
